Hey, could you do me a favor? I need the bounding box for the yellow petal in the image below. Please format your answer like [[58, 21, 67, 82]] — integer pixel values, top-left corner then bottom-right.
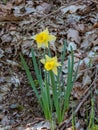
[[43, 28, 49, 34], [52, 56, 61, 66], [37, 43, 43, 48], [48, 35, 56, 41], [45, 55, 52, 61], [44, 42, 49, 48], [58, 63, 61, 66], [52, 67, 58, 75], [52, 56, 57, 62], [40, 59, 45, 64], [56, 62, 61, 66]]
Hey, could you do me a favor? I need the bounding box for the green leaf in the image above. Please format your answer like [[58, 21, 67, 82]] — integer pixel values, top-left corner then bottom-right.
[[20, 54, 40, 102]]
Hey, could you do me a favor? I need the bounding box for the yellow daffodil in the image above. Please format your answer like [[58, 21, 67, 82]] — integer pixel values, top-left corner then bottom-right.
[[32, 28, 56, 48], [40, 55, 61, 75]]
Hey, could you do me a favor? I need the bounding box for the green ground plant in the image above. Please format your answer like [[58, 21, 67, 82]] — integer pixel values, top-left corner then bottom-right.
[[20, 28, 79, 130]]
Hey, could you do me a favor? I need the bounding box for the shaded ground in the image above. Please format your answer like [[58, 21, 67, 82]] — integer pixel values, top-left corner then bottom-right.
[[0, 0, 98, 129]]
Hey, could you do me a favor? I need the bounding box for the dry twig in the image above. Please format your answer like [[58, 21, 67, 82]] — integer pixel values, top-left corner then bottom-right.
[[32, 0, 82, 27]]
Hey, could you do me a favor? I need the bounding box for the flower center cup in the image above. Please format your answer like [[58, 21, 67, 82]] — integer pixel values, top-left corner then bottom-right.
[[45, 61, 55, 71], [36, 33, 48, 43]]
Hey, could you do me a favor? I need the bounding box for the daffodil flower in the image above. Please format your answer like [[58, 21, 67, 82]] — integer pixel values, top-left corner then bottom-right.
[[32, 28, 56, 48], [40, 55, 61, 75]]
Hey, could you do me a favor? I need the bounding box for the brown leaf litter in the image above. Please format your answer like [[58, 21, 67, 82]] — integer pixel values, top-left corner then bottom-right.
[[0, 0, 98, 130]]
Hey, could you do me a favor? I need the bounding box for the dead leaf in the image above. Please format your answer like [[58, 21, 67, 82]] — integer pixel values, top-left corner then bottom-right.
[[75, 24, 85, 32], [1, 34, 12, 43], [0, 3, 12, 12], [73, 82, 86, 99], [0, 13, 23, 21], [67, 29, 81, 44], [61, 5, 86, 14], [92, 55, 98, 64], [36, 2, 51, 14], [13, 6, 36, 16], [93, 38, 98, 46], [6, 59, 20, 67], [13, 0, 25, 5], [0, 3, 23, 21], [93, 22, 98, 28], [81, 30, 97, 50], [10, 75, 20, 87], [77, 2, 96, 15], [25, 121, 51, 130], [21, 40, 33, 55], [82, 74, 91, 87], [25, 7, 36, 14]]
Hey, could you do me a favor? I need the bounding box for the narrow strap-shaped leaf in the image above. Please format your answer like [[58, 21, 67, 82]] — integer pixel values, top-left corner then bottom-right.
[[57, 40, 67, 98], [50, 71, 62, 123], [61, 40, 67, 64], [48, 43, 51, 57], [45, 71, 53, 114], [62, 51, 74, 118], [20, 54, 40, 101], [31, 48, 43, 88]]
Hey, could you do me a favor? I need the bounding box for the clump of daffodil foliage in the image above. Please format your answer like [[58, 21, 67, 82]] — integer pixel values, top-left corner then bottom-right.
[[20, 28, 78, 130]]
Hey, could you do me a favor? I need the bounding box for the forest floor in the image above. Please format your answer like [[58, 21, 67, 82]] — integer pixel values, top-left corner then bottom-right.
[[0, 0, 98, 130]]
